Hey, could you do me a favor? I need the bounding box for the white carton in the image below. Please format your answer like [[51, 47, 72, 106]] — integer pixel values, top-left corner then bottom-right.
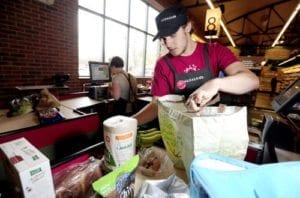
[[0, 137, 55, 198]]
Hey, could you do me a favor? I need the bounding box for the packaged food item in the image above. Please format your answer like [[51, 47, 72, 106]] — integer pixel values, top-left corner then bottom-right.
[[138, 146, 174, 178], [0, 138, 55, 198], [36, 88, 60, 111], [92, 155, 139, 198], [103, 115, 137, 171], [6, 95, 36, 117], [38, 107, 65, 125], [53, 156, 103, 198]]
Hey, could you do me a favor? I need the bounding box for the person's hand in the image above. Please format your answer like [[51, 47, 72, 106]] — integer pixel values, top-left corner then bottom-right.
[[186, 79, 220, 112]]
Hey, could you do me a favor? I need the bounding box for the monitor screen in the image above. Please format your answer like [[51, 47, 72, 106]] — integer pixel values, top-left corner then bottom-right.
[[88, 61, 110, 85], [271, 78, 300, 115]]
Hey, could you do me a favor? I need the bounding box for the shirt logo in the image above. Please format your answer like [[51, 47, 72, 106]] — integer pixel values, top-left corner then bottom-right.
[[185, 76, 204, 83], [161, 15, 176, 22], [176, 80, 186, 90], [184, 64, 198, 73]]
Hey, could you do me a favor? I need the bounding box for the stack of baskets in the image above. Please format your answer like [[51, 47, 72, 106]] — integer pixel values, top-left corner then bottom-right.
[[276, 64, 300, 93], [265, 46, 291, 61], [258, 66, 277, 92]]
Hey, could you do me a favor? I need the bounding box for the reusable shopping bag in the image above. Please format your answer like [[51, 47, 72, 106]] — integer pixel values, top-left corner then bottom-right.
[[157, 94, 249, 173]]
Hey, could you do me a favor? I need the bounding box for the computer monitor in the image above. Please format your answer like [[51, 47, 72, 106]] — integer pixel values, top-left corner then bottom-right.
[[271, 78, 300, 115], [88, 61, 110, 85]]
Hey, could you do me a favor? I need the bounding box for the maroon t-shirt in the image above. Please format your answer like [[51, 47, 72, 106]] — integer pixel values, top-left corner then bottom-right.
[[151, 42, 239, 96]]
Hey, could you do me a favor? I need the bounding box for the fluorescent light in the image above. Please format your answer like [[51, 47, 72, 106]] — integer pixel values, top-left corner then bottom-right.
[[272, 3, 300, 47], [205, 0, 236, 47], [278, 54, 300, 66]]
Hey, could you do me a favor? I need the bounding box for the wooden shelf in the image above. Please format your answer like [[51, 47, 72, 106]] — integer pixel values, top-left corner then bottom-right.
[[15, 85, 69, 91]]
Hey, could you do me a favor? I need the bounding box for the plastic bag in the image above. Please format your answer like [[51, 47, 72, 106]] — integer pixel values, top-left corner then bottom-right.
[[158, 94, 249, 174], [137, 174, 189, 198], [53, 156, 102, 198], [138, 146, 174, 178]]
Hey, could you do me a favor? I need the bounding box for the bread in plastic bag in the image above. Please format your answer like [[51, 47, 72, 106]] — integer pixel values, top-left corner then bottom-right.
[[138, 146, 174, 178], [53, 156, 102, 198]]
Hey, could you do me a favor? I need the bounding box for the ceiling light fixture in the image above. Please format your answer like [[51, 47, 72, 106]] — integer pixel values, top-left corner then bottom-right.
[[271, 3, 300, 47], [205, 0, 236, 47]]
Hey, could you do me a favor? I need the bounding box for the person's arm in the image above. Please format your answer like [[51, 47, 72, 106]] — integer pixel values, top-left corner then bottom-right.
[[132, 96, 159, 126], [220, 61, 259, 93], [109, 81, 121, 100], [187, 61, 259, 108]]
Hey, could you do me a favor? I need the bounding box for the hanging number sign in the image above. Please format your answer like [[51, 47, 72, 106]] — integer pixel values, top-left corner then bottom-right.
[[204, 7, 222, 39]]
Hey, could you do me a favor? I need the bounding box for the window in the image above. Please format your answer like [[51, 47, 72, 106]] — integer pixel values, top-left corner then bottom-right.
[[106, 0, 129, 24], [78, 0, 160, 77], [104, 20, 128, 65], [128, 28, 146, 76], [130, 0, 147, 31], [145, 35, 159, 77], [78, 0, 104, 14], [78, 9, 104, 76], [147, 6, 158, 35]]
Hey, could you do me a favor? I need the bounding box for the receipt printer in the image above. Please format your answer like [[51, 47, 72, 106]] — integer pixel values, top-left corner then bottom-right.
[[88, 85, 108, 100]]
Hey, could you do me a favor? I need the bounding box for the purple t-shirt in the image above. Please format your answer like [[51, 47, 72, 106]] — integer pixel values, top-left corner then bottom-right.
[[151, 42, 239, 96]]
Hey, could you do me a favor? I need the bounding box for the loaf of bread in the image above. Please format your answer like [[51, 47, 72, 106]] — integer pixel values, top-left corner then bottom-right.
[[53, 158, 103, 198], [36, 88, 60, 111], [81, 161, 102, 195]]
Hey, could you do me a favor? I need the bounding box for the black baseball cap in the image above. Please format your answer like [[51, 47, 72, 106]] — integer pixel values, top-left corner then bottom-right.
[[153, 5, 188, 41]]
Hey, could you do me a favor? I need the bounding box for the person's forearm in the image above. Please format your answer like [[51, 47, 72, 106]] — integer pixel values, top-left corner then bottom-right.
[[132, 102, 158, 125], [217, 71, 259, 94]]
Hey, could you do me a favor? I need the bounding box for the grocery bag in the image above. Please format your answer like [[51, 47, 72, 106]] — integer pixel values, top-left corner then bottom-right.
[[157, 95, 249, 173]]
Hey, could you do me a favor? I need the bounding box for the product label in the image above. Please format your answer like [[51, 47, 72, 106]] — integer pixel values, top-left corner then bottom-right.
[[105, 131, 135, 169], [114, 132, 134, 167]]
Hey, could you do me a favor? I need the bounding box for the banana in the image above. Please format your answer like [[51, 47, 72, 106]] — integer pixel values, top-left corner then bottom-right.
[[139, 133, 162, 145], [137, 130, 162, 148], [138, 128, 159, 134], [139, 143, 154, 148], [138, 130, 161, 138]]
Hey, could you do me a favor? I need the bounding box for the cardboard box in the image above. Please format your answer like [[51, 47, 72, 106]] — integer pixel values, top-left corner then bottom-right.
[[0, 137, 55, 198]]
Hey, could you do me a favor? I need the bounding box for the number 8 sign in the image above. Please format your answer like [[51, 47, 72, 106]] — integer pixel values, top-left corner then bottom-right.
[[204, 7, 222, 39]]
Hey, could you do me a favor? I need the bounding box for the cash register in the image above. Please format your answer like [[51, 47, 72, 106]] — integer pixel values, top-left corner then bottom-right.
[[261, 78, 300, 162], [87, 61, 110, 100]]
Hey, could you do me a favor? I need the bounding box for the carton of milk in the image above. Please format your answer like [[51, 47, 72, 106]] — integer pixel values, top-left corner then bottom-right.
[[0, 137, 55, 198]]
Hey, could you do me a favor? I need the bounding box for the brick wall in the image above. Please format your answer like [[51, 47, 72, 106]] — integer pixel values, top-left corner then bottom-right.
[[0, 0, 87, 102]]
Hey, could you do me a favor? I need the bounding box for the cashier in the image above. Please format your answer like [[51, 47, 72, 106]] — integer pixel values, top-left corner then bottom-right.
[[133, 5, 259, 125], [109, 56, 137, 115]]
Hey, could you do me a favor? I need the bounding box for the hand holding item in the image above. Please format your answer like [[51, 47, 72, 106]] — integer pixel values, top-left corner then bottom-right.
[[186, 79, 220, 112]]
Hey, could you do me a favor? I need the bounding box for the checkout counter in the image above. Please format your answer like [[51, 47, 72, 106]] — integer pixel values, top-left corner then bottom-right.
[[0, 96, 114, 167]]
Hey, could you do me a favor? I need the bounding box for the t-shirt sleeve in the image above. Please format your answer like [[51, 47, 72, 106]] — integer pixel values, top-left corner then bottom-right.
[[150, 59, 172, 97], [212, 42, 239, 71], [112, 75, 122, 84]]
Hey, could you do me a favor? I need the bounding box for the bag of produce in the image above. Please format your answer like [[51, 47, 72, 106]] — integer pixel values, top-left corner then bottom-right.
[[157, 95, 249, 174]]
